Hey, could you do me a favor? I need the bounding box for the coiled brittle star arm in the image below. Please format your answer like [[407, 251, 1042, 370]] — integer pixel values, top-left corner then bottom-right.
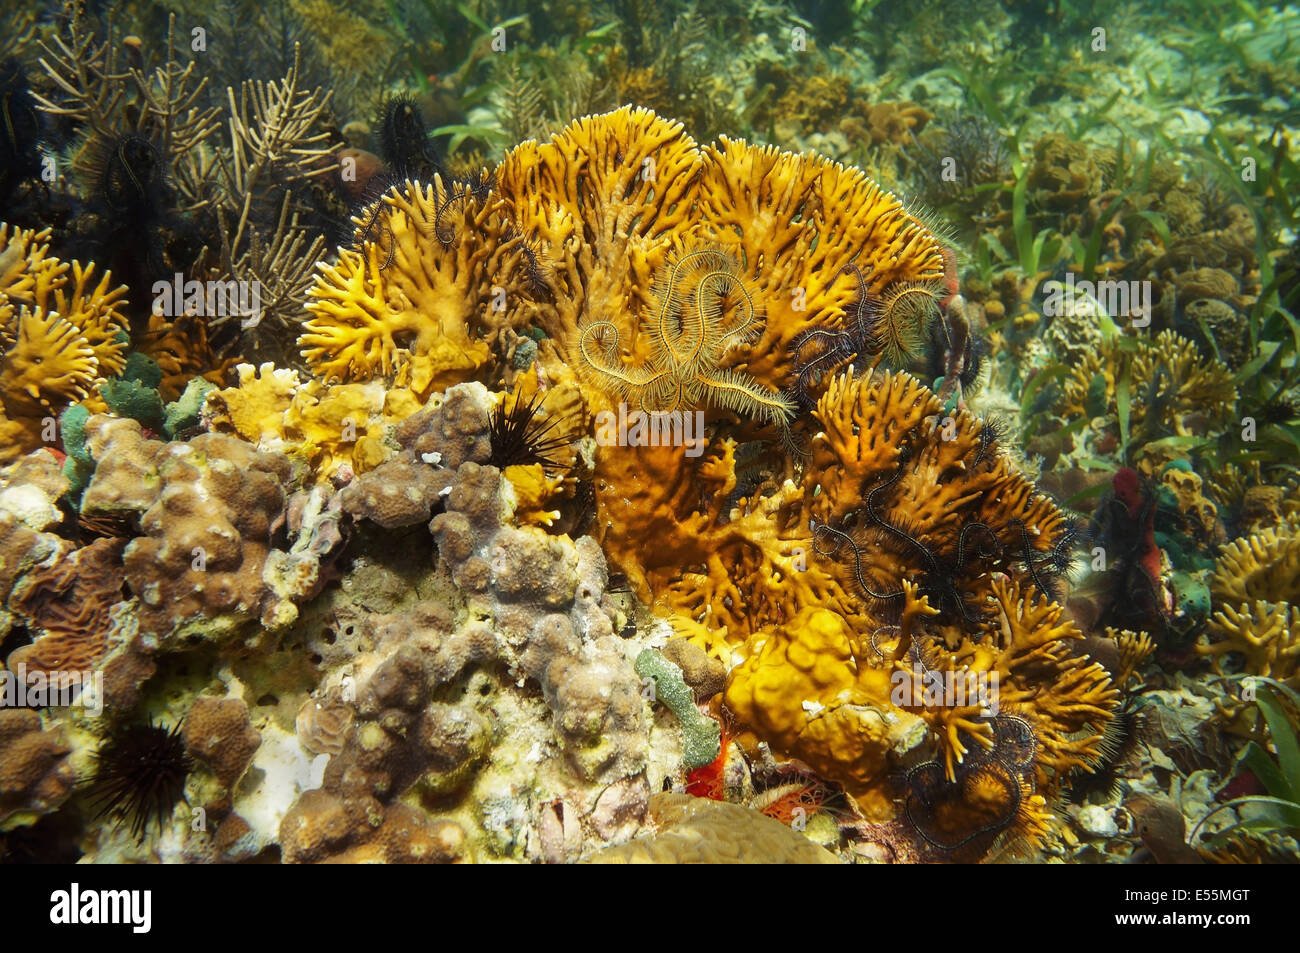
[[578, 320, 670, 397]]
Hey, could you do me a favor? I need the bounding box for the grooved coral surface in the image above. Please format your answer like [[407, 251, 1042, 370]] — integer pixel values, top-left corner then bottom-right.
[[79, 416, 298, 640], [7, 537, 125, 673], [585, 793, 839, 864]]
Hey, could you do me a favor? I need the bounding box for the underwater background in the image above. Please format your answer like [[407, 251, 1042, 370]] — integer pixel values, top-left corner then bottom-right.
[[0, 0, 1297, 864]]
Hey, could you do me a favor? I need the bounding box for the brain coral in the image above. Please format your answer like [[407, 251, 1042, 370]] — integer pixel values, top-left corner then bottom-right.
[[6, 536, 125, 674], [0, 710, 75, 831]]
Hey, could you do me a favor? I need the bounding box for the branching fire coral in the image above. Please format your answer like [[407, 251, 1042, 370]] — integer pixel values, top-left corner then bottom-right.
[[495, 106, 946, 406], [654, 369, 1114, 843], [300, 178, 527, 398], [1210, 522, 1300, 608], [1200, 601, 1300, 695], [1059, 329, 1237, 440], [630, 370, 1072, 653], [0, 224, 129, 460], [488, 108, 951, 616], [1199, 522, 1300, 705], [696, 136, 946, 393]]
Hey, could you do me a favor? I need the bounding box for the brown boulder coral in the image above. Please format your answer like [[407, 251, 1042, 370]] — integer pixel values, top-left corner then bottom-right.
[[280, 411, 652, 861], [183, 697, 262, 792], [0, 710, 75, 830], [78, 415, 302, 641], [280, 789, 467, 864], [0, 509, 68, 618]]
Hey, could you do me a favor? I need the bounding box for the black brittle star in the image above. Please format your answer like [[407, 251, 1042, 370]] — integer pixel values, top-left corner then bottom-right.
[[903, 713, 1038, 851]]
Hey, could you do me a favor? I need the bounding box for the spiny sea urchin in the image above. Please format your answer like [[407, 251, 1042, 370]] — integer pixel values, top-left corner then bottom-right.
[[489, 386, 572, 471], [84, 719, 190, 844], [376, 94, 443, 182], [1064, 700, 1145, 803]]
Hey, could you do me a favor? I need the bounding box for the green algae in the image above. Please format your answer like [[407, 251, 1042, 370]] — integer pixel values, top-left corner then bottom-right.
[[635, 648, 721, 771], [164, 378, 217, 438]]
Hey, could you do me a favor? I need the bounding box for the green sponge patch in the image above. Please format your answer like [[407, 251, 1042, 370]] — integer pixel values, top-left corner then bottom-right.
[[102, 377, 164, 430], [636, 648, 721, 770], [164, 377, 216, 438], [59, 403, 91, 465], [121, 351, 163, 388], [61, 454, 94, 498]]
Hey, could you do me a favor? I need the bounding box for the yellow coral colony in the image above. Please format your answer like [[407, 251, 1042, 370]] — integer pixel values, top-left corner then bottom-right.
[[493, 107, 947, 596], [718, 371, 1117, 833], [205, 363, 409, 481], [486, 110, 1112, 846], [0, 224, 128, 460], [1199, 522, 1300, 709], [286, 106, 1114, 848], [1060, 329, 1237, 440], [300, 177, 529, 399]]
